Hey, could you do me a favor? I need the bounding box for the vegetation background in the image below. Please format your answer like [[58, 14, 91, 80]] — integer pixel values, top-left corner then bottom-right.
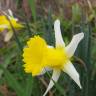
[[0, 0, 96, 96]]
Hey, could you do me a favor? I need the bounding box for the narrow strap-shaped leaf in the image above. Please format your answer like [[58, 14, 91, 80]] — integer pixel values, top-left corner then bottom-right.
[[0, 64, 25, 96], [24, 75, 33, 96], [28, 0, 36, 21]]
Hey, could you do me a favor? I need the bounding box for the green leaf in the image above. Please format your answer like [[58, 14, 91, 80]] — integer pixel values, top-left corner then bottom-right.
[[0, 64, 25, 96], [0, 53, 14, 78], [28, 0, 36, 21], [43, 7, 54, 46], [72, 3, 81, 23], [24, 75, 33, 96], [32, 78, 42, 96]]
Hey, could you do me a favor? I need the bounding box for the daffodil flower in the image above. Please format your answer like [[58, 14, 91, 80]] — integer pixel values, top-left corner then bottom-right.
[[0, 9, 23, 42], [23, 19, 84, 96]]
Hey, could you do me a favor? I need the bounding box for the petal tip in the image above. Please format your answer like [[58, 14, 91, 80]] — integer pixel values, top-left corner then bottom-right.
[[76, 75, 82, 89], [73, 32, 84, 41], [80, 85, 82, 89], [77, 80, 82, 89], [54, 19, 60, 25], [80, 32, 84, 38]]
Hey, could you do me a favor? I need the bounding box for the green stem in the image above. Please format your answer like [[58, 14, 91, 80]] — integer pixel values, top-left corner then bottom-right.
[[5, 16, 23, 52]]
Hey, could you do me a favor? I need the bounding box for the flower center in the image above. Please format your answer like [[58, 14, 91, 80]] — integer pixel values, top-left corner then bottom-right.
[[46, 47, 69, 69]]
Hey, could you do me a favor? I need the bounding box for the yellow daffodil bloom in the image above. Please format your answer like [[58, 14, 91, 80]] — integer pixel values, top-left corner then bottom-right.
[[0, 9, 23, 42], [23, 19, 84, 96]]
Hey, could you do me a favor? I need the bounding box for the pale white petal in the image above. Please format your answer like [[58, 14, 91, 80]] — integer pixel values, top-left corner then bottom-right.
[[0, 25, 8, 29], [47, 45, 53, 48], [38, 67, 52, 76], [8, 9, 13, 17], [43, 69, 61, 96], [2, 11, 11, 20], [54, 19, 65, 47], [4, 31, 13, 42], [65, 32, 84, 58], [62, 61, 82, 89], [7, 9, 18, 21], [14, 18, 18, 22]]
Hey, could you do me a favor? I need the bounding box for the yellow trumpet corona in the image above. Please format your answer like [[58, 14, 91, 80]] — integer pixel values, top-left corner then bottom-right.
[[23, 36, 69, 76]]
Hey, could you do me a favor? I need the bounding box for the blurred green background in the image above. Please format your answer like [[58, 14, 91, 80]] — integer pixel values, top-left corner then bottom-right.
[[0, 0, 96, 96]]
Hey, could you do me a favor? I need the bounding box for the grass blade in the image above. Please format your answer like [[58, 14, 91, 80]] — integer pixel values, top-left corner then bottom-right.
[[24, 75, 33, 96], [28, 0, 36, 21], [0, 64, 24, 96]]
